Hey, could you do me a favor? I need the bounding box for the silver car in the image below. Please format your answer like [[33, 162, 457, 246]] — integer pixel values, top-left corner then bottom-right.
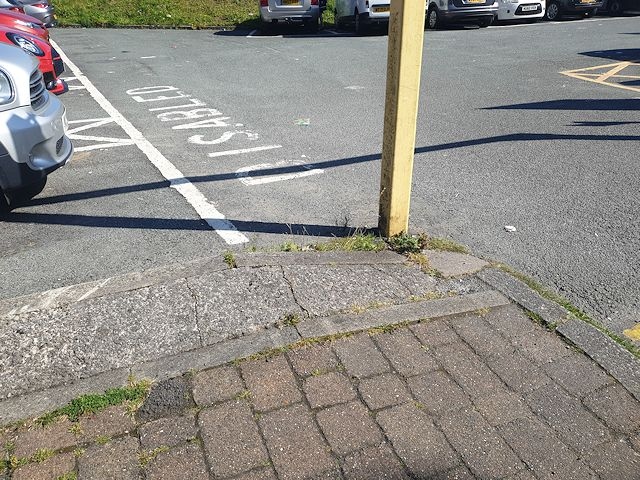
[[19, 0, 56, 27], [259, 0, 323, 31], [0, 44, 72, 211]]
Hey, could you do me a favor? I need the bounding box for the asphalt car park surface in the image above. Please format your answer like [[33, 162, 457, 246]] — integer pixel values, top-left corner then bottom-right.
[[0, 16, 638, 342]]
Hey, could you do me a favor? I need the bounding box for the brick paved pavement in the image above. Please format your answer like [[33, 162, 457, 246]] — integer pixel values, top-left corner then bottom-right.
[[2, 304, 639, 480]]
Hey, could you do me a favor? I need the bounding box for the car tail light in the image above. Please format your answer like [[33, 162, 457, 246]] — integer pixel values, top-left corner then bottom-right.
[[9, 7, 24, 12], [260, 0, 268, 6], [311, 0, 319, 4], [32, 3, 49, 7]]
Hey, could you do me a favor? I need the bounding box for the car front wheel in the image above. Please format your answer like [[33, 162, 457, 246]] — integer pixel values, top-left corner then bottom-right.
[[478, 16, 493, 27], [0, 189, 9, 213], [426, 7, 440, 29], [544, 1, 561, 20], [5, 178, 47, 208]]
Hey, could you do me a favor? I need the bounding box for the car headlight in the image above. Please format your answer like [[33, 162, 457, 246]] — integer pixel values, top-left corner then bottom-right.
[[6, 32, 44, 57], [0, 71, 14, 105]]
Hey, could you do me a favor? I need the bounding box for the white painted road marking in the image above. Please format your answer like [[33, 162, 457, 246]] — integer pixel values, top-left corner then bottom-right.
[[67, 118, 136, 152], [236, 161, 324, 185], [51, 40, 249, 245]]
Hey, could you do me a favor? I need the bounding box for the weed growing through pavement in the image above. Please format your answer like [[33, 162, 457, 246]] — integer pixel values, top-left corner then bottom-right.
[[68, 423, 83, 436], [278, 313, 301, 327], [31, 448, 55, 463], [96, 435, 111, 445], [387, 233, 422, 254], [223, 251, 237, 268], [73, 448, 85, 458], [236, 390, 252, 401], [367, 321, 410, 336], [314, 232, 386, 252], [280, 241, 302, 252], [56, 473, 77, 480], [139, 446, 169, 467], [35, 379, 151, 426]]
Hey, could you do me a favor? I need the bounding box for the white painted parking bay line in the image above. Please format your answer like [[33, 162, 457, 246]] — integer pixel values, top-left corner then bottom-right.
[[51, 40, 249, 245]]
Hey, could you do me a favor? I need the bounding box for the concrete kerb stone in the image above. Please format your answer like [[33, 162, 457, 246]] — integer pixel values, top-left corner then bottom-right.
[[296, 290, 511, 338], [477, 268, 571, 327], [557, 319, 640, 401]]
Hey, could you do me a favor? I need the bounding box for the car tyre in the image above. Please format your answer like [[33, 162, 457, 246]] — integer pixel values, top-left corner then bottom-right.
[[607, 0, 622, 14], [544, 1, 561, 20], [0, 189, 9, 213], [478, 16, 493, 27], [426, 7, 440, 29], [6, 177, 47, 207], [307, 14, 322, 33]]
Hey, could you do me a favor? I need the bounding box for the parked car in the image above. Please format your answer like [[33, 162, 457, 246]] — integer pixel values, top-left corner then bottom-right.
[[0, 0, 24, 14], [0, 9, 49, 40], [496, 0, 545, 20], [0, 44, 72, 211], [544, 0, 602, 19], [15, 0, 55, 27], [600, 0, 640, 14], [334, 0, 392, 34], [258, 0, 323, 32], [426, 0, 499, 28], [0, 26, 66, 95]]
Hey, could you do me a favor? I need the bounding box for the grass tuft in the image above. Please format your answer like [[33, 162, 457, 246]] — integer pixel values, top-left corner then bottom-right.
[[223, 251, 237, 268], [139, 446, 170, 467], [314, 233, 386, 252], [35, 380, 151, 426], [56, 473, 78, 480]]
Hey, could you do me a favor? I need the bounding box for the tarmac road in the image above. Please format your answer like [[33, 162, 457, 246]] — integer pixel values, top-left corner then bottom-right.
[[0, 16, 638, 342]]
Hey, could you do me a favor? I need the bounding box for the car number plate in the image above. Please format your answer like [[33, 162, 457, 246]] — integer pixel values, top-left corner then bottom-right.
[[374, 6, 390, 12], [522, 5, 538, 10], [282, 0, 300, 5], [62, 110, 68, 133], [467, 0, 485, 4]]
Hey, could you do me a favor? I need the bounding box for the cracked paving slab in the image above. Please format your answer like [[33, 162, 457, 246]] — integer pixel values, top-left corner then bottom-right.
[[283, 264, 437, 316], [0, 279, 198, 401], [188, 266, 302, 345]]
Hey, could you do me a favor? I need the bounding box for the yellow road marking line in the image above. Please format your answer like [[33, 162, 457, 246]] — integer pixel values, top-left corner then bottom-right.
[[561, 61, 640, 94], [577, 73, 640, 79], [595, 62, 632, 82]]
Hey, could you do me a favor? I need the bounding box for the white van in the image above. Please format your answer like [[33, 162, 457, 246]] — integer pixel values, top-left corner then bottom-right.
[[334, 0, 391, 34], [496, 0, 545, 21], [426, 0, 499, 28]]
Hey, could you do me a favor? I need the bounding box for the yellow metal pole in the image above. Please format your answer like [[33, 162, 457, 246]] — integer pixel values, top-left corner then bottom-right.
[[379, 0, 425, 237]]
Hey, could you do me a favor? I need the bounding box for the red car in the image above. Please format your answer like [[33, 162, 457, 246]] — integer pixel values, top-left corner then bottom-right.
[[0, 25, 66, 94], [0, 10, 49, 41]]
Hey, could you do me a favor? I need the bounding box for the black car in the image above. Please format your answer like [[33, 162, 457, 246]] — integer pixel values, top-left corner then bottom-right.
[[544, 0, 603, 19]]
